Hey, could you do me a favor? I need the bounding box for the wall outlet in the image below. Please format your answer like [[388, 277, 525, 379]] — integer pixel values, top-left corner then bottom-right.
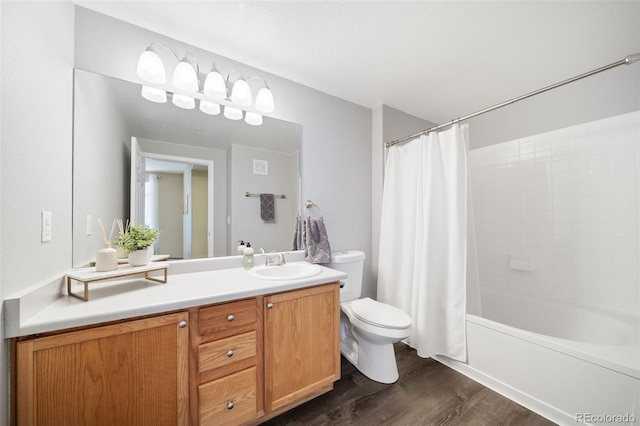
[[86, 215, 93, 236], [41, 211, 52, 243]]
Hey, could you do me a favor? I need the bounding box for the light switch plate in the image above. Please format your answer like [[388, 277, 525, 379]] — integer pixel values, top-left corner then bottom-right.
[[41, 211, 52, 242], [86, 215, 93, 236]]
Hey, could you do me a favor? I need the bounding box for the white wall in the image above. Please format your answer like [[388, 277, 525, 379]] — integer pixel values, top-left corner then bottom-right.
[[0, 2, 75, 424], [229, 145, 296, 253], [73, 69, 131, 267], [467, 63, 640, 150], [470, 111, 640, 315]]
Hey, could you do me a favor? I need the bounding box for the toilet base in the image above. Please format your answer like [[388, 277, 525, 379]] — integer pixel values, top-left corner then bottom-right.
[[341, 342, 400, 384], [340, 323, 401, 384], [348, 337, 400, 384]]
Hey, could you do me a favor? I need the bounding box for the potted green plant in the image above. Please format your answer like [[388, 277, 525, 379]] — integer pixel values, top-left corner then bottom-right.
[[114, 224, 160, 266]]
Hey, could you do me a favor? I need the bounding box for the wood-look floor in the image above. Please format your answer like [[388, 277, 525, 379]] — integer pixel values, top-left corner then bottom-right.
[[262, 343, 556, 426]]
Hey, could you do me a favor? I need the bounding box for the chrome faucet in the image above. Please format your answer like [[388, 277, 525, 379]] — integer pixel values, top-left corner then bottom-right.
[[265, 252, 287, 266]]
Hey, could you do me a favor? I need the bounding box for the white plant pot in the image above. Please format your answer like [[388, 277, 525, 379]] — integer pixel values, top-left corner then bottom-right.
[[128, 246, 153, 266], [115, 245, 128, 259]]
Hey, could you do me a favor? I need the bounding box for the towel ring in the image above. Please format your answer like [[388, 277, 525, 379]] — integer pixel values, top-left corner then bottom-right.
[[297, 200, 323, 216]]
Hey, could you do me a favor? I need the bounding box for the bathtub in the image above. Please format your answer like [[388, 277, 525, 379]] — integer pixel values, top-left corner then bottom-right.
[[434, 287, 640, 426]]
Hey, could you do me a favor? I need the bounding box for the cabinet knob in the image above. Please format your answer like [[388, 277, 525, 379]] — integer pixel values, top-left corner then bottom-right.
[[227, 314, 235, 322], [178, 320, 187, 328], [227, 350, 234, 357], [227, 401, 234, 410], [267, 303, 273, 309]]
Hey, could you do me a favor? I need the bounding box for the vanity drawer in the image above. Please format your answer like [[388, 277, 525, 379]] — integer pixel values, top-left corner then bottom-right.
[[199, 331, 256, 374], [199, 366, 257, 426], [199, 299, 257, 337]]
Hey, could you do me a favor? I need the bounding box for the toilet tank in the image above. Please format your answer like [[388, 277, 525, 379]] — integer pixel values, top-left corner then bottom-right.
[[327, 250, 365, 302]]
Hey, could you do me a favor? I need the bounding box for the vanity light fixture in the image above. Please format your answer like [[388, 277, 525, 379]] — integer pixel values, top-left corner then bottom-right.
[[136, 46, 166, 84], [228, 70, 252, 107], [141, 85, 167, 103], [172, 93, 195, 109], [203, 65, 227, 100], [224, 105, 243, 120], [255, 87, 275, 113], [249, 77, 275, 113], [136, 43, 274, 125], [245, 111, 263, 126], [172, 55, 199, 93], [199, 99, 221, 115]]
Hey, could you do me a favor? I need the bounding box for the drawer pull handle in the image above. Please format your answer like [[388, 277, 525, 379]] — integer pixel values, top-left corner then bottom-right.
[[178, 320, 187, 328], [227, 401, 234, 410], [227, 314, 235, 322], [267, 303, 273, 309], [227, 350, 234, 357]]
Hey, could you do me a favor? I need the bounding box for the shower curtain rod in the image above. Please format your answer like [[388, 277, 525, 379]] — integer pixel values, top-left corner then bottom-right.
[[386, 52, 640, 148]]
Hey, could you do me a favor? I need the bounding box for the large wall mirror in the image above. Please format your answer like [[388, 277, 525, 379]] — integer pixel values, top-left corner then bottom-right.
[[72, 69, 301, 268]]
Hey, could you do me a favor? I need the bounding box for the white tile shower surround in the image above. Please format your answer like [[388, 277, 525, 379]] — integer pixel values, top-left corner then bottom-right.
[[470, 111, 640, 316]]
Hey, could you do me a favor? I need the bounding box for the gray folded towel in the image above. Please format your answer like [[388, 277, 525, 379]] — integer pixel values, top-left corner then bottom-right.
[[292, 215, 304, 250], [303, 215, 332, 264], [260, 193, 275, 220]]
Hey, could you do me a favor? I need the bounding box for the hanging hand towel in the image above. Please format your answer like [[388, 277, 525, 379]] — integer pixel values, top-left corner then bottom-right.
[[260, 193, 275, 220], [292, 214, 304, 250], [303, 215, 332, 264]]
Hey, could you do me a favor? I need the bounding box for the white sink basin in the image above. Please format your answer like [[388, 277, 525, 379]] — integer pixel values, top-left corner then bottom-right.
[[249, 262, 322, 281]]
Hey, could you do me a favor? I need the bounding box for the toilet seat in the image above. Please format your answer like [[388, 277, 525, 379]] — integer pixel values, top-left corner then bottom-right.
[[350, 298, 411, 330]]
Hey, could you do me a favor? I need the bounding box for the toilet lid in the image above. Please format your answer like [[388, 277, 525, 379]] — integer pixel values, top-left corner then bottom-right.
[[350, 298, 411, 330]]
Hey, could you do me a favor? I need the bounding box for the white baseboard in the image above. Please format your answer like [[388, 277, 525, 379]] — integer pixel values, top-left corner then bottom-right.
[[433, 354, 575, 426]]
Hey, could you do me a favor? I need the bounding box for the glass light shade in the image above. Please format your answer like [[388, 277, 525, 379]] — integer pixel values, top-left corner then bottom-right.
[[199, 100, 220, 115], [141, 86, 167, 103], [230, 79, 252, 106], [137, 49, 166, 84], [254, 87, 275, 113], [203, 70, 227, 100], [172, 93, 195, 109], [172, 59, 199, 93], [245, 112, 263, 126], [223, 106, 243, 120]]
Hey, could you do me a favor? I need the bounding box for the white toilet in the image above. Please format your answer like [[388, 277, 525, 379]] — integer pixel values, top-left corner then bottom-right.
[[327, 250, 412, 384]]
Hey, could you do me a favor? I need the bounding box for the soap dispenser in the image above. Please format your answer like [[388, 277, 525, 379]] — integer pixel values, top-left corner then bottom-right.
[[237, 240, 246, 255], [243, 242, 254, 270]]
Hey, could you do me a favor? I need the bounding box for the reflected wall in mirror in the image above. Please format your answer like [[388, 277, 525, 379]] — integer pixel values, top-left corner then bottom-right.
[[73, 69, 301, 268]]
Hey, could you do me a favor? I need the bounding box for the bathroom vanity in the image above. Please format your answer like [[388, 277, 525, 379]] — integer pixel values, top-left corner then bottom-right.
[[6, 257, 344, 425]]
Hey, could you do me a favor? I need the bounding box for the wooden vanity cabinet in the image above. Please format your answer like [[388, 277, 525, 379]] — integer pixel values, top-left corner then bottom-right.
[[263, 283, 341, 413], [12, 282, 340, 425], [14, 311, 190, 426], [192, 298, 262, 426]]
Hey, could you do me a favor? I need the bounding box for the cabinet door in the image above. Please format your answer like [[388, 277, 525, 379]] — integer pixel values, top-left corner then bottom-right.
[[264, 283, 340, 412], [16, 312, 189, 426]]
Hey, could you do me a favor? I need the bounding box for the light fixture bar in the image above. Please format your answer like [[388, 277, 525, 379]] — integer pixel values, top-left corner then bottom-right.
[[137, 44, 274, 125]]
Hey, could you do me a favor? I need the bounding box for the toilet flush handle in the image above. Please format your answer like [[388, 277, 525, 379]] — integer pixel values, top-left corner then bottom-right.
[[339, 281, 346, 288]]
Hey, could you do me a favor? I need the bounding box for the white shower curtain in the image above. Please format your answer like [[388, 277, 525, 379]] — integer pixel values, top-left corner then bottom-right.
[[377, 124, 470, 362]]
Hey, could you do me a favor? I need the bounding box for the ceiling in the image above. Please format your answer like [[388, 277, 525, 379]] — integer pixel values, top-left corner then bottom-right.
[[75, 1, 640, 124]]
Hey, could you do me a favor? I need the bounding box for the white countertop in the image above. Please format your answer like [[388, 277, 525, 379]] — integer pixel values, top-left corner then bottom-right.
[[4, 256, 346, 338]]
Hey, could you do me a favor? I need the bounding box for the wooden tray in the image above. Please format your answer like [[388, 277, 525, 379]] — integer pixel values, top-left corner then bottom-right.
[[66, 263, 169, 301]]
